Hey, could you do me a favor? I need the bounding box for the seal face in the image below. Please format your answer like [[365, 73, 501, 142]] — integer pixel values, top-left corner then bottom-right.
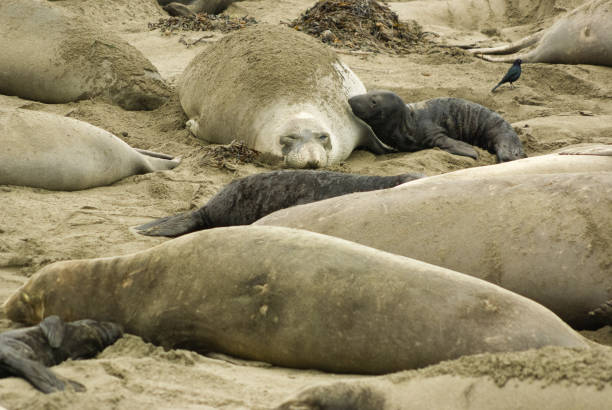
[[177, 25, 392, 168], [0, 316, 122, 393], [349, 90, 526, 162]]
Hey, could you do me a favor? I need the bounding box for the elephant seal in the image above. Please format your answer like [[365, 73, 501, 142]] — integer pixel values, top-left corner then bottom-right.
[[468, 0, 612, 67], [349, 90, 526, 163], [0, 107, 180, 191], [276, 347, 612, 410], [136, 170, 423, 237], [0, 315, 122, 393], [178, 24, 394, 168], [159, 0, 238, 16], [0, 0, 169, 110], [4, 226, 589, 374], [256, 170, 612, 329]]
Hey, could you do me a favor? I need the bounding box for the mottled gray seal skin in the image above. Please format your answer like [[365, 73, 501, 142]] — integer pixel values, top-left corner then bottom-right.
[[0, 316, 122, 394], [349, 90, 526, 163], [136, 170, 423, 237]]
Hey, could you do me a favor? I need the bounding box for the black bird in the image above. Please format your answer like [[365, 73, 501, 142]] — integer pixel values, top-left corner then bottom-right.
[[492, 59, 522, 92]]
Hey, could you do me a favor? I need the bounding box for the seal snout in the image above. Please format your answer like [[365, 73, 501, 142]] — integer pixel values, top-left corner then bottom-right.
[[280, 129, 331, 168]]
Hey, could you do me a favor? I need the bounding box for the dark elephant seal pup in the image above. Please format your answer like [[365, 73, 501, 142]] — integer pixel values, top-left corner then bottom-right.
[[0, 0, 169, 110], [0, 316, 122, 393], [5, 226, 588, 375], [0, 108, 179, 191], [349, 90, 526, 163], [136, 170, 423, 237], [178, 25, 393, 168], [159, 0, 238, 16]]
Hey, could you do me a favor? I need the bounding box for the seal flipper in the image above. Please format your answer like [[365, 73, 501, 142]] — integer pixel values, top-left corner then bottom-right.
[[39, 315, 65, 349], [136, 208, 211, 237], [0, 354, 85, 393], [426, 126, 478, 160]]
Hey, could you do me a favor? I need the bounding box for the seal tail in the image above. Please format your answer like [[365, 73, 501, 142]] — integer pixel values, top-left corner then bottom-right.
[[135, 209, 208, 237]]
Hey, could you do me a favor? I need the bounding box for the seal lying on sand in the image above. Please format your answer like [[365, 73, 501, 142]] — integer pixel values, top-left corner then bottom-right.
[[0, 108, 180, 191], [276, 347, 612, 410], [0, 0, 169, 110], [136, 170, 423, 237], [4, 226, 589, 374], [178, 24, 393, 168], [256, 167, 612, 329], [467, 0, 612, 67], [159, 0, 238, 16], [348, 90, 526, 163], [0, 316, 122, 393]]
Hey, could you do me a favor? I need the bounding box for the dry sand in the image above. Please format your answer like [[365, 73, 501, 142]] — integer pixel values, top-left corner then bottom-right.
[[1, 0, 611, 408]]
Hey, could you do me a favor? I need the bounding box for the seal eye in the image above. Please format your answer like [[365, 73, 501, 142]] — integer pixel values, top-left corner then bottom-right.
[[318, 133, 330, 143], [280, 135, 299, 146], [371, 98, 377, 106]]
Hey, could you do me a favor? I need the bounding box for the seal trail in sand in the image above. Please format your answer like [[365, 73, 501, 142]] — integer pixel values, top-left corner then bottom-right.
[[0, 316, 122, 393], [136, 170, 423, 237], [492, 59, 522, 91]]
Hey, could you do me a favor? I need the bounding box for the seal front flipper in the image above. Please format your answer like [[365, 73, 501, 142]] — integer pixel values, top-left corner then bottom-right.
[[426, 126, 478, 160], [136, 208, 210, 237], [0, 353, 84, 393], [354, 116, 397, 155], [39, 315, 65, 349]]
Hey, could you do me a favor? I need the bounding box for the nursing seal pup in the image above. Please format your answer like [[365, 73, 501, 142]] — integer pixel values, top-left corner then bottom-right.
[[0, 108, 179, 191], [348, 90, 526, 163], [178, 24, 393, 168], [5, 226, 588, 375], [0, 0, 169, 110], [0, 316, 122, 393]]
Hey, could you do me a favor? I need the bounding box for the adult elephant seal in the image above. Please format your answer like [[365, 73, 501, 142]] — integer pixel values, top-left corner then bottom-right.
[[348, 90, 526, 163], [136, 170, 423, 237], [0, 0, 169, 110], [158, 0, 239, 16], [4, 226, 589, 375], [256, 169, 612, 329], [276, 347, 612, 410], [0, 315, 122, 393], [178, 25, 393, 168], [467, 0, 612, 67], [0, 108, 180, 191]]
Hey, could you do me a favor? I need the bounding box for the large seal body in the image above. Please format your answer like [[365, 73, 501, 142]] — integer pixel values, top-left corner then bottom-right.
[[469, 0, 612, 66], [256, 160, 612, 329], [0, 0, 169, 110], [136, 170, 423, 237], [4, 226, 589, 374], [178, 25, 392, 168], [349, 90, 526, 163], [0, 108, 180, 191], [0, 316, 122, 393]]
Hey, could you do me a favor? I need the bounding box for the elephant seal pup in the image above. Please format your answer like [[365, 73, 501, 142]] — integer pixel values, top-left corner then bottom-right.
[[136, 170, 423, 237], [256, 172, 612, 329], [159, 0, 238, 16], [4, 226, 589, 374], [468, 0, 612, 66], [0, 108, 180, 191], [0, 0, 169, 110], [0, 315, 123, 394], [178, 24, 393, 168], [348, 90, 526, 163], [276, 347, 612, 410]]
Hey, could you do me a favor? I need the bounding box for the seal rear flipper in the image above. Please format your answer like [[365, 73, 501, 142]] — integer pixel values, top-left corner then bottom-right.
[[39, 315, 65, 349], [1, 355, 84, 393], [135, 209, 209, 237]]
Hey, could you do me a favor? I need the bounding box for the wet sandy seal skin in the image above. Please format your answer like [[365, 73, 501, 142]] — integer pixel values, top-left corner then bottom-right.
[[349, 90, 526, 163], [0, 0, 170, 110], [4, 226, 589, 374], [178, 24, 393, 168], [469, 0, 612, 66], [276, 347, 612, 410], [136, 170, 423, 237], [256, 168, 612, 329], [0, 108, 180, 191], [0, 315, 122, 393]]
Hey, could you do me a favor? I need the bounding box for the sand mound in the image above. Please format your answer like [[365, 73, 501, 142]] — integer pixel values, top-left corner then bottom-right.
[[288, 0, 425, 53]]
